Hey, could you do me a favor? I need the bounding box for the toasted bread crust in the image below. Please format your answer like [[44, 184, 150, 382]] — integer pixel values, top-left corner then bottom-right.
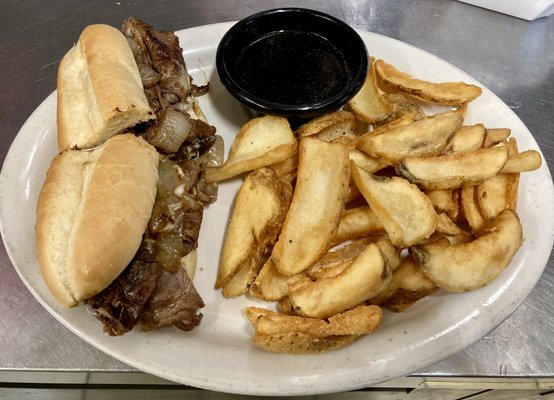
[[36, 134, 159, 306], [57, 24, 154, 152]]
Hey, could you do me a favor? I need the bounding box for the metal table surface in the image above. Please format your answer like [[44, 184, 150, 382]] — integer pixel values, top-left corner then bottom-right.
[[1, 0, 553, 393]]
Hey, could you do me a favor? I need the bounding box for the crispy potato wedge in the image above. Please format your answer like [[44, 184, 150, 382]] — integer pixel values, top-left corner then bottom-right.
[[349, 149, 389, 173], [289, 243, 390, 318], [501, 150, 542, 173], [376, 93, 427, 127], [249, 258, 292, 301], [270, 155, 298, 179], [376, 239, 402, 271], [348, 59, 393, 123], [476, 174, 514, 221], [330, 206, 385, 247], [460, 185, 487, 233], [398, 146, 510, 190], [205, 115, 296, 182], [411, 209, 523, 292], [215, 168, 292, 295], [371, 255, 437, 311], [296, 110, 355, 137], [445, 124, 486, 154], [351, 163, 437, 247], [246, 305, 382, 337], [307, 237, 373, 279], [425, 189, 459, 220], [484, 128, 511, 147], [357, 111, 462, 163], [271, 138, 350, 276], [375, 59, 482, 105], [436, 212, 463, 236], [313, 118, 359, 145], [251, 331, 358, 354]]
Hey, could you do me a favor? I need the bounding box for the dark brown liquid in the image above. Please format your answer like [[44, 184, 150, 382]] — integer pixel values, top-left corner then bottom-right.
[[233, 30, 350, 105]]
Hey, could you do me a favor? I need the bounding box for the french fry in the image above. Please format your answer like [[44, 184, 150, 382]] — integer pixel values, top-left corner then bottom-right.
[[271, 138, 350, 276], [330, 206, 385, 247], [289, 243, 390, 318], [445, 124, 486, 154], [251, 331, 358, 354], [215, 168, 292, 295], [348, 58, 393, 123], [412, 209, 523, 292], [370, 255, 437, 311], [375, 59, 482, 105], [296, 110, 355, 137], [398, 146, 510, 190], [357, 111, 462, 163], [501, 150, 542, 173], [307, 237, 373, 279], [460, 185, 487, 233], [425, 189, 459, 219], [351, 163, 437, 247], [205, 115, 297, 182], [484, 128, 511, 147]]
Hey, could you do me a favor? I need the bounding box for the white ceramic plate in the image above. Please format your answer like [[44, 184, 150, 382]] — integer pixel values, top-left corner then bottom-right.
[[1, 22, 553, 396]]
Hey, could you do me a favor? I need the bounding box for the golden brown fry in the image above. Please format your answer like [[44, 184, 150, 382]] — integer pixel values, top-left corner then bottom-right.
[[249, 258, 296, 301], [376, 93, 427, 127], [476, 174, 513, 222], [412, 209, 523, 292], [349, 149, 388, 173], [445, 124, 486, 154], [246, 305, 382, 337], [351, 163, 437, 247], [375, 59, 482, 105], [313, 119, 358, 144], [216, 168, 292, 295], [425, 189, 459, 220], [484, 128, 511, 147], [357, 111, 462, 163], [271, 138, 350, 276], [501, 150, 542, 173], [371, 255, 437, 311], [435, 213, 463, 236], [307, 237, 374, 279], [251, 331, 358, 354], [330, 206, 385, 247], [205, 115, 297, 182], [460, 185, 487, 233], [289, 243, 390, 318], [398, 146, 510, 190], [348, 59, 393, 123], [296, 110, 355, 137]]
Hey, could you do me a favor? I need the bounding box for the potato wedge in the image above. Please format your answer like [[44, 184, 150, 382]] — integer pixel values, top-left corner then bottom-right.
[[501, 150, 542, 173], [215, 168, 292, 294], [445, 124, 486, 154], [205, 115, 296, 182], [484, 128, 511, 147], [411, 209, 523, 292], [351, 163, 437, 247], [460, 185, 487, 233], [246, 305, 382, 337], [375, 59, 482, 105], [251, 331, 358, 354], [296, 110, 355, 137], [376, 93, 427, 126], [307, 237, 373, 279], [271, 138, 350, 276], [476, 173, 514, 221], [357, 111, 462, 163], [348, 59, 393, 123], [425, 189, 459, 219], [349, 149, 388, 173], [330, 206, 385, 247], [270, 155, 298, 179], [249, 258, 291, 301], [313, 118, 358, 145], [289, 243, 390, 318], [371, 255, 437, 311], [436, 212, 463, 236], [398, 146, 510, 190]]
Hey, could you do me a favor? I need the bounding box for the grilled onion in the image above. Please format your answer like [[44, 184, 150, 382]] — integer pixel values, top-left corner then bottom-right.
[[147, 109, 192, 153]]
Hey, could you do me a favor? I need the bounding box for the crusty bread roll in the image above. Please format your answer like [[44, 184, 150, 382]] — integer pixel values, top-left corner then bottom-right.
[[36, 134, 159, 307], [57, 24, 155, 152]]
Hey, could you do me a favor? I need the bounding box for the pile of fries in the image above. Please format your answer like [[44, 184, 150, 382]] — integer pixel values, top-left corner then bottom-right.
[[206, 58, 542, 354]]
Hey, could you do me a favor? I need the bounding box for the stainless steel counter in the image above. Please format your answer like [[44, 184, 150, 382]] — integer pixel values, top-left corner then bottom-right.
[[1, 0, 553, 393]]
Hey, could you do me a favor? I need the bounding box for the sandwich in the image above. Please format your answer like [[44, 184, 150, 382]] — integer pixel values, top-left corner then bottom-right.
[[36, 19, 222, 335]]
